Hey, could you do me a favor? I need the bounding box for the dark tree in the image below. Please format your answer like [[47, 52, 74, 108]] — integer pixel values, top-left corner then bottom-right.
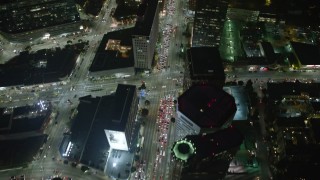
[[141, 83, 146, 89], [245, 79, 254, 92], [81, 165, 89, 172], [141, 108, 149, 117], [134, 155, 140, 161]]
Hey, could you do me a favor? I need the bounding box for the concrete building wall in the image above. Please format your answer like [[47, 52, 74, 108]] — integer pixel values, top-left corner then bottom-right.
[[176, 110, 201, 140], [124, 87, 139, 150], [132, 1, 160, 70], [132, 35, 150, 69]]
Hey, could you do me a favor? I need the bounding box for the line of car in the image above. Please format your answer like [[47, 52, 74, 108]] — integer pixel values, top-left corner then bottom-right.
[[152, 94, 175, 178]]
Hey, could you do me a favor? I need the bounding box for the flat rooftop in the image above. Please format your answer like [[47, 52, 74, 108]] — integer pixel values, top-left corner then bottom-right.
[[69, 95, 110, 168], [0, 134, 46, 169], [113, 3, 139, 21], [291, 42, 320, 65], [89, 29, 134, 72], [108, 84, 136, 131], [187, 47, 225, 79], [133, 0, 159, 36], [0, 102, 51, 135], [267, 82, 320, 99], [178, 85, 236, 128], [276, 116, 306, 127], [0, 43, 85, 87], [261, 41, 276, 64]]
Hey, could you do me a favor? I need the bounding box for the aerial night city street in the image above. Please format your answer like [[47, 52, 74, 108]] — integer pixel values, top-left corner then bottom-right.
[[1, 0, 320, 180]]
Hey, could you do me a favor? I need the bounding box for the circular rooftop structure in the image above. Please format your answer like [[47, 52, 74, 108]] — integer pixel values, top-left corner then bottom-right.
[[172, 139, 196, 162]]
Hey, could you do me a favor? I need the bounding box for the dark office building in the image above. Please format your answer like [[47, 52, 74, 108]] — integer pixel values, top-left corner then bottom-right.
[[0, 102, 52, 139], [192, 0, 228, 47], [104, 84, 139, 151], [184, 47, 226, 90], [0, 102, 51, 169], [0, 43, 85, 87], [176, 85, 237, 140], [89, 28, 135, 78], [0, 0, 81, 42]]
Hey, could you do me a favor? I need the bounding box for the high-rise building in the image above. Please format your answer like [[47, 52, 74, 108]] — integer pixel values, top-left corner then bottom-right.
[[0, 0, 81, 42], [176, 85, 236, 140], [104, 84, 139, 151], [61, 85, 139, 169], [132, 0, 160, 70], [191, 0, 228, 47]]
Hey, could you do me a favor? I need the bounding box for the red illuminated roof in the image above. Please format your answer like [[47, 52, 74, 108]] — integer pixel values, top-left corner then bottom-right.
[[178, 85, 236, 128]]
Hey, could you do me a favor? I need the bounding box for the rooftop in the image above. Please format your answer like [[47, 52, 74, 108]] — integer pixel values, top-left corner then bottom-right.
[[0, 43, 85, 87], [172, 127, 243, 161], [113, 3, 139, 21], [69, 84, 136, 166], [0, 102, 51, 135], [267, 82, 320, 99], [291, 42, 320, 65], [178, 85, 236, 129], [107, 84, 136, 132], [0, 0, 80, 34], [89, 29, 134, 72], [187, 47, 225, 79], [133, 0, 159, 36], [260, 41, 277, 64], [229, 0, 268, 10], [276, 116, 306, 128], [69, 95, 110, 167], [0, 135, 46, 169]]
